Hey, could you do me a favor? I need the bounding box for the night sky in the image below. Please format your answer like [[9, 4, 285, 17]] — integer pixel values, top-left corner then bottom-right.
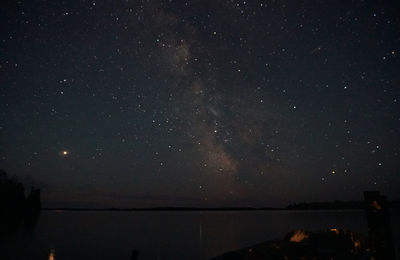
[[1, 0, 399, 208]]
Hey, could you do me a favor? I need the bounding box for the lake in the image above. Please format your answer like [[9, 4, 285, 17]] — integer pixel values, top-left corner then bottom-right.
[[1, 210, 399, 260]]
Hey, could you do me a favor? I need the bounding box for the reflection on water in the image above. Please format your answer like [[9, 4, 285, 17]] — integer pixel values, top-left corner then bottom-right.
[[48, 249, 55, 260], [1, 210, 399, 260]]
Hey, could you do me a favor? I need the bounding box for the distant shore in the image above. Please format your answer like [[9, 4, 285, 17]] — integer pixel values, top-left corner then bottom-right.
[[42, 199, 400, 211], [41, 207, 283, 211]]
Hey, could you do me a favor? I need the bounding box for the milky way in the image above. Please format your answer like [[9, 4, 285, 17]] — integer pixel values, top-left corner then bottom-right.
[[1, 0, 399, 207]]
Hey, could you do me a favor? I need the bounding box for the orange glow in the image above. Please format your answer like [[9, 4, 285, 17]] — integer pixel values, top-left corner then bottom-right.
[[330, 228, 339, 235], [371, 200, 382, 210], [289, 230, 309, 243], [350, 232, 361, 250], [353, 239, 361, 249], [48, 249, 55, 260]]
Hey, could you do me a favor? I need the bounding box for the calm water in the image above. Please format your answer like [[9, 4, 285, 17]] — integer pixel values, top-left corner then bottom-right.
[[1, 210, 399, 260]]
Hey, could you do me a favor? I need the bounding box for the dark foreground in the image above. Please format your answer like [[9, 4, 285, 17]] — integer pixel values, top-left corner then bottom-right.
[[212, 229, 368, 260], [212, 191, 397, 260]]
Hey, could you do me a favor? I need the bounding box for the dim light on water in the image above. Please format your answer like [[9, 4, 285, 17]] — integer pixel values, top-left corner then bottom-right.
[[48, 249, 55, 260]]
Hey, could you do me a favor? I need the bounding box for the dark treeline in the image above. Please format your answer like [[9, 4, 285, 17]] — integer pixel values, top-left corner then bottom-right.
[[42, 206, 282, 211], [42, 201, 400, 212], [0, 169, 41, 235], [286, 200, 400, 210], [286, 201, 365, 210]]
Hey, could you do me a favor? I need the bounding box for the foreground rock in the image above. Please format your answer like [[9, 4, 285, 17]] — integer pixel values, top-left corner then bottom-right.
[[211, 229, 369, 260]]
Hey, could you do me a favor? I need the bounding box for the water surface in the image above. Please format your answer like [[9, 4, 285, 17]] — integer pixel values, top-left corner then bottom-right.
[[1, 210, 399, 260]]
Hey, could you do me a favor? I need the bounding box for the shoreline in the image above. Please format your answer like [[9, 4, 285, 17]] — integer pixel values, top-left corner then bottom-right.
[[40, 207, 373, 212]]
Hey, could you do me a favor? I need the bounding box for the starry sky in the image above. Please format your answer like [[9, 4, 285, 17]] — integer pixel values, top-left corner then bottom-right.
[[1, 0, 399, 208]]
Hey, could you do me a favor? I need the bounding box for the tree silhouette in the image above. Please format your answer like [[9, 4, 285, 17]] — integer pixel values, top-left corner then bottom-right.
[[0, 169, 41, 235]]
